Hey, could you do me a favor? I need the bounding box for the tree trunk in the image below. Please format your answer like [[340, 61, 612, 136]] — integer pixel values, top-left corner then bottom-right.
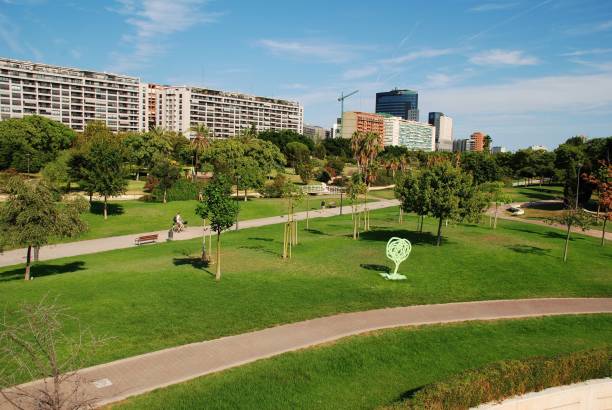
[[494, 203, 499, 229], [244, 189, 248, 201], [436, 217, 443, 246], [136, 171, 140, 181], [602, 217, 608, 247], [201, 220, 208, 262], [163, 189, 167, 204], [24, 245, 32, 280], [215, 231, 221, 281], [89, 192, 93, 203], [563, 223, 571, 262], [103, 196, 108, 220]]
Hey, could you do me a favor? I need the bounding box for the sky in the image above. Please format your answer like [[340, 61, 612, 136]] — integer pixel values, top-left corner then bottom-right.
[[1, 0, 611, 150]]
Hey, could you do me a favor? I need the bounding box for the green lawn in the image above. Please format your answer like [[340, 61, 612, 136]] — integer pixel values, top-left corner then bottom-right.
[[112, 315, 612, 410], [504, 185, 564, 203], [1, 208, 610, 380], [67, 195, 361, 242], [368, 188, 396, 200]]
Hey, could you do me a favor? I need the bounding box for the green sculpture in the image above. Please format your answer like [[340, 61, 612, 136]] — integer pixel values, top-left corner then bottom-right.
[[380, 237, 412, 280]]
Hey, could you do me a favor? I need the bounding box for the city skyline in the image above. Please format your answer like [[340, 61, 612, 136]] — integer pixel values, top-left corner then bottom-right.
[[0, 0, 611, 149]]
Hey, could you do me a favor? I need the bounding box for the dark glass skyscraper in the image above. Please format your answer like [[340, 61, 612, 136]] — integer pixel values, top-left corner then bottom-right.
[[375, 88, 419, 121]]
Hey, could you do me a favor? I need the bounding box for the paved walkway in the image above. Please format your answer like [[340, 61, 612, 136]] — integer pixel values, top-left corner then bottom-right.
[[0, 199, 399, 268], [487, 201, 611, 241], [1, 298, 610, 409]]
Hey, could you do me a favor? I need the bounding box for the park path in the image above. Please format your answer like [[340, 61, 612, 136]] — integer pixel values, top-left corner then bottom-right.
[[1, 298, 610, 409], [0, 199, 399, 268], [487, 201, 611, 241]]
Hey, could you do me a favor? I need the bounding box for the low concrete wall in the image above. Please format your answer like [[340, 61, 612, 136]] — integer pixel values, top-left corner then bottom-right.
[[475, 378, 612, 409]]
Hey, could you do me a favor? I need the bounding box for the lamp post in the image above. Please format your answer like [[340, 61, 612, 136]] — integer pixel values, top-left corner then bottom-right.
[[575, 163, 582, 210]]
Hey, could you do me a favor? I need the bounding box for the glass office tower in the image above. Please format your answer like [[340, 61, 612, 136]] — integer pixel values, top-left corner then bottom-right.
[[375, 88, 419, 121]]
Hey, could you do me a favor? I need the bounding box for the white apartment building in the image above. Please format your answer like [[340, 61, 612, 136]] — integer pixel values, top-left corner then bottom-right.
[[0, 57, 143, 132], [383, 116, 435, 151], [150, 85, 303, 138], [436, 115, 453, 151], [0, 57, 304, 137]]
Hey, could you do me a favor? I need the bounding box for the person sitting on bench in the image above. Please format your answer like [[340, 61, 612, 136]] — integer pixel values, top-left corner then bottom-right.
[[173, 212, 185, 232]]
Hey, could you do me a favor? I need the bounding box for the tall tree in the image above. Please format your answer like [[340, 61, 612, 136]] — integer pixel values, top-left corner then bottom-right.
[[395, 170, 429, 233], [79, 122, 128, 219], [481, 181, 511, 229], [195, 176, 239, 281], [547, 210, 591, 262], [0, 177, 87, 280], [189, 124, 211, 176], [150, 157, 181, 203]]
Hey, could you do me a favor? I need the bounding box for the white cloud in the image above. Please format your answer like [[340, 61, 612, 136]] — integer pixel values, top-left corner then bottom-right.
[[108, 0, 223, 72], [566, 19, 612, 35], [256, 39, 365, 63], [470, 49, 539, 66], [281, 83, 309, 90], [422, 72, 612, 116], [379, 48, 456, 65], [560, 48, 612, 57], [342, 66, 378, 80], [469, 2, 518, 12], [425, 73, 455, 87]]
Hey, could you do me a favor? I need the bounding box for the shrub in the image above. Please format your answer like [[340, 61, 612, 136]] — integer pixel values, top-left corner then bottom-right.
[[155, 179, 204, 202], [385, 348, 611, 409], [261, 174, 287, 198]]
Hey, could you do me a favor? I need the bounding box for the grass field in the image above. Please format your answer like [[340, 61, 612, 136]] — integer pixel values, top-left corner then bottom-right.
[[112, 315, 612, 410], [503, 185, 564, 203], [65, 195, 363, 242], [1, 207, 610, 380]]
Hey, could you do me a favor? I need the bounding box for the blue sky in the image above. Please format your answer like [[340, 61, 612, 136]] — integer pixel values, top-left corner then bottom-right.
[[1, 0, 611, 150]]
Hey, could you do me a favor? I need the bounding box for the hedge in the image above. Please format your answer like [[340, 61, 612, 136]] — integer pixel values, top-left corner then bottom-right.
[[384, 348, 611, 409]]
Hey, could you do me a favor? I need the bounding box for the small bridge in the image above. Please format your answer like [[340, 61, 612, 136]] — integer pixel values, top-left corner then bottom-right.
[[302, 183, 345, 195]]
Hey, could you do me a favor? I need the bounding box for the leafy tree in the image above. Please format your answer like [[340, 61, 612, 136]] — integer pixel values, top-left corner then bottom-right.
[[41, 151, 71, 193], [195, 175, 239, 281], [483, 134, 492, 153], [258, 129, 314, 155], [313, 142, 326, 159], [0, 177, 87, 280], [150, 157, 181, 203], [460, 152, 501, 184], [122, 132, 172, 179], [189, 124, 211, 176], [295, 159, 315, 184], [79, 122, 128, 219], [481, 181, 511, 229], [322, 137, 351, 159], [236, 156, 265, 200], [395, 170, 429, 232], [280, 181, 303, 257], [285, 141, 310, 168], [547, 210, 591, 262], [347, 179, 367, 239], [417, 162, 484, 246], [0, 115, 76, 172], [351, 131, 383, 231]]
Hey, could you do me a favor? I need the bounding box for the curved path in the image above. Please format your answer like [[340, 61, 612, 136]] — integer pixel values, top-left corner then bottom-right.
[[0, 199, 399, 268], [1, 298, 611, 408]]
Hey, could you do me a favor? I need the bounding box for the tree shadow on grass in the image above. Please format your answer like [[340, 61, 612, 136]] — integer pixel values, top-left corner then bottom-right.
[[397, 385, 425, 402], [89, 201, 124, 216], [238, 245, 279, 257], [304, 228, 331, 236], [247, 237, 274, 242], [360, 264, 390, 273], [505, 245, 551, 256], [173, 256, 211, 271], [504, 226, 583, 242], [0, 261, 86, 282], [359, 229, 448, 246]]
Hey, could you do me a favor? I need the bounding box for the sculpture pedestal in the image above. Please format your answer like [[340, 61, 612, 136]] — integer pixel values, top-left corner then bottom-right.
[[379, 272, 407, 281]]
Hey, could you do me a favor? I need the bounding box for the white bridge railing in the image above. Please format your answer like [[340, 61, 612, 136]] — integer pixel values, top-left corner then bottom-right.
[[302, 183, 345, 195]]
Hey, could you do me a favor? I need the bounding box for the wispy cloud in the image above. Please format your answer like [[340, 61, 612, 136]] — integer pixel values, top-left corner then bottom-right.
[[256, 39, 366, 63], [566, 19, 612, 36], [0, 12, 43, 60], [469, 2, 519, 12], [423, 72, 612, 115], [342, 66, 378, 80], [379, 48, 457, 65], [561, 48, 612, 57], [108, 0, 223, 73], [470, 49, 539, 66]]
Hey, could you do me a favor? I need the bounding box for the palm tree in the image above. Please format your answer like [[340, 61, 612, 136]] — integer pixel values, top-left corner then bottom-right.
[[483, 134, 492, 153], [351, 131, 384, 231], [189, 123, 211, 177]]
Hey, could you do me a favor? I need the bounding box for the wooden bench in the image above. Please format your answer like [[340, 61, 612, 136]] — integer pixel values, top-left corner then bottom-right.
[[327, 201, 337, 208], [134, 234, 158, 245]]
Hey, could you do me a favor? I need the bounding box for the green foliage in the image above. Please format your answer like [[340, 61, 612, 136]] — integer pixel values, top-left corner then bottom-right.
[[460, 151, 501, 184], [322, 137, 352, 159], [150, 158, 181, 202], [122, 132, 172, 173], [41, 151, 71, 192], [325, 157, 345, 175], [258, 129, 314, 155], [261, 174, 288, 198], [79, 122, 128, 201], [162, 179, 204, 202], [196, 175, 239, 234], [204, 138, 284, 178], [236, 156, 266, 195], [295, 159, 315, 184], [395, 348, 611, 409], [285, 141, 310, 168], [0, 115, 76, 172]]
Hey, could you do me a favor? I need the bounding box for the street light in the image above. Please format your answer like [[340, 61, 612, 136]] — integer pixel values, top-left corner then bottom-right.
[[574, 163, 582, 210]]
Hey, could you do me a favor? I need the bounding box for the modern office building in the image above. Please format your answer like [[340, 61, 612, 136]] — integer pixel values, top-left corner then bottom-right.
[[340, 111, 385, 139], [375, 88, 419, 121], [147, 85, 303, 138], [303, 124, 329, 141], [383, 115, 435, 151], [0, 57, 304, 138], [453, 139, 469, 153], [0, 57, 143, 132], [491, 146, 508, 154], [428, 112, 453, 151]]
